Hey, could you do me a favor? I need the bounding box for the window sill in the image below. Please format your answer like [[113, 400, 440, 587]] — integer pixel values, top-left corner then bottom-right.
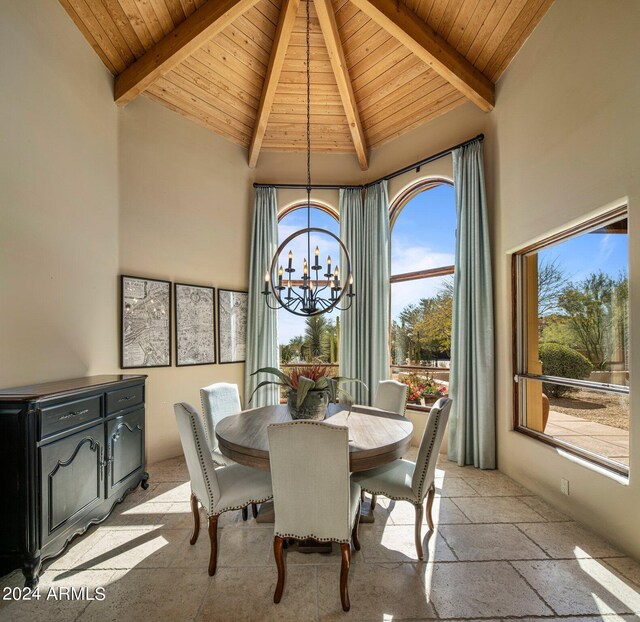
[[557, 448, 629, 486], [514, 425, 629, 480]]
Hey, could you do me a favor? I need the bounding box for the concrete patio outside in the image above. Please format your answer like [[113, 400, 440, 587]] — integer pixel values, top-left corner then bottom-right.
[[545, 411, 630, 466]]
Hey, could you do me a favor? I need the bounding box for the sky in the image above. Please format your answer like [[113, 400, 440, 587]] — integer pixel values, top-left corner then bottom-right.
[[390, 184, 456, 320], [538, 224, 628, 283]]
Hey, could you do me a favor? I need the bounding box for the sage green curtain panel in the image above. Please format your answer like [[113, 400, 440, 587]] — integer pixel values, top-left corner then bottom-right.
[[340, 183, 391, 404], [245, 187, 279, 408], [339, 188, 366, 403], [448, 140, 496, 469]]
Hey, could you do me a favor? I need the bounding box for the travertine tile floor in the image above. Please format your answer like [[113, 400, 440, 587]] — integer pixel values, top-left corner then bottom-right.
[[1, 448, 639, 621]]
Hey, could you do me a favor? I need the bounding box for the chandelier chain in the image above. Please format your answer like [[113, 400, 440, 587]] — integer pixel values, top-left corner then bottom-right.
[[306, 0, 311, 197], [306, 0, 311, 257]]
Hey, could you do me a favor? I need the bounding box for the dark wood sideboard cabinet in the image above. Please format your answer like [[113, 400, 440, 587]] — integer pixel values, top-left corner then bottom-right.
[[0, 375, 148, 587]]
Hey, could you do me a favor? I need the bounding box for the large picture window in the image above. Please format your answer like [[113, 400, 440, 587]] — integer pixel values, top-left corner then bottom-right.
[[513, 207, 629, 476], [277, 203, 341, 375], [390, 181, 455, 411]]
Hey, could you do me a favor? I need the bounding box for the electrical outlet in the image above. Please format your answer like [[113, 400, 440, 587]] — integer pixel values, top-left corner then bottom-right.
[[560, 478, 570, 495]]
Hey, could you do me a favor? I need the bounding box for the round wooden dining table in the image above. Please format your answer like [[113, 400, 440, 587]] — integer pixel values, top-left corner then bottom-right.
[[215, 403, 414, 473], [216, 403, 413, 531]]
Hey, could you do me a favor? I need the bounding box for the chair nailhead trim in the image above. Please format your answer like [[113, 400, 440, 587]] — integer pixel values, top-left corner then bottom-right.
[[213, 495, 274, 517], [275, 532, 351, 544], [416, 409, 442, 501], [187, 410, 217, 515], [193, 493, 274, 518], [199, 392, 212, 447], [359, 487, 417, 503]]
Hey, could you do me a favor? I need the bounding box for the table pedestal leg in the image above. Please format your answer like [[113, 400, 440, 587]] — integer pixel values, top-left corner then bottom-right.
[[293, 540, 332, 554], [359, 497, 376, 524], [255, 500, 274, 524]]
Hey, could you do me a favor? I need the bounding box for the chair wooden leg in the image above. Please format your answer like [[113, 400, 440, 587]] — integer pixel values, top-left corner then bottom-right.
[[189, 493, 200, 545], [208, 515, 219, 576], [351, 501, 361, 551], [425, 485, 435, 532], [370, 494, 377, 510], [340, 542, 351, 612], [273, 536, 286, 604], [241, 506, 248, 521], [251, 503, 258, 519], [414, 503, 424, 561]]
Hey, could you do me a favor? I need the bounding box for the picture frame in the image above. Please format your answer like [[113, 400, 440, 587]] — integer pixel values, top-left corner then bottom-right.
[[174, 282, 216, 366], [120, 275, 172, 369], [217, 289, 248, 364]]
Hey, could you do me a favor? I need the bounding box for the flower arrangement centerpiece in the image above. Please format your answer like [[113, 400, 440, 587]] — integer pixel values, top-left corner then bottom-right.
[[399, 373, 448, 406], [250, 364, 366, 420]]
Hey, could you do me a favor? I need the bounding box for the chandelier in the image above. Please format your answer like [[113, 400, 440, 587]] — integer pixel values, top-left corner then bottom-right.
[[262, 0, 355, 317]]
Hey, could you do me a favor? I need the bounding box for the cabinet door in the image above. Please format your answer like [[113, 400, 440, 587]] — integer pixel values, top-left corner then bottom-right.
[[106, 408, 145, 498], [40, 423, 105, 545]]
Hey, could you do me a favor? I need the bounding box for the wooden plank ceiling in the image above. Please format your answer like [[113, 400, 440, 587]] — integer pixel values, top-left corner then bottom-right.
[[60, 0, 554, 169]]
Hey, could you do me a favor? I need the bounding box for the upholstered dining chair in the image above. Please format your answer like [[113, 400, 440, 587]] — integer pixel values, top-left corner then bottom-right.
[[200, 382, 241, 464], [366, 379, 409, 509], [352, 397, 452, 560], [267, 421, 361, 612], [200, 383, 258, 521], [373, 379, 409, 415], [173, 402, 273, 575]]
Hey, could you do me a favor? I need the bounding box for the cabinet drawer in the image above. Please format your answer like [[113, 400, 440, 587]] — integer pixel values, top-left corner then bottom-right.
[[40, 396, 102, 438], [106, 385, 143, 414]]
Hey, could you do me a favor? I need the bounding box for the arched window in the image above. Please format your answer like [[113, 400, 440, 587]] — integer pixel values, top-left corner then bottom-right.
[[277, 203, 340, 370], [390, 180, 455, 409]]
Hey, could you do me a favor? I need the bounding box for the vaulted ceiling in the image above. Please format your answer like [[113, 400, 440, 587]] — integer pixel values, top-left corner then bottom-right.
[[60, 0, 554, 169]]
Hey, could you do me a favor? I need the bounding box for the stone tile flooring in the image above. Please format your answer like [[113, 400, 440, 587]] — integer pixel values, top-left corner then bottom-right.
[[1, 449, 639, 621]]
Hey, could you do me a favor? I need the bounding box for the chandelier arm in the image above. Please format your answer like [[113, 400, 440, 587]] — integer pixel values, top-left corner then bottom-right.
[[313, 282, 331, 296], [264, 295, 283, 310], [335, 297, 353, 312]]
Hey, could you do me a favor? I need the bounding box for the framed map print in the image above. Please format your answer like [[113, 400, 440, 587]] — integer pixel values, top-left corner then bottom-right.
[[217, 289, 248, 364], [175, 282, 216, 366], [121, 275, 171, 368]]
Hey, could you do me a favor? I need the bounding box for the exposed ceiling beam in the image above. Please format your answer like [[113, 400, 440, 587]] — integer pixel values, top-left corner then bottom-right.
[[350, 0, 495, 112], [314, 0, 368, 170], [248, 0, 301, 168], [115, 0, 260, 106]]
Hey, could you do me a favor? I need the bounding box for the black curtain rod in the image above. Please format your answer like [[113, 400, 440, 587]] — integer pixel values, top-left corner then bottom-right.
[[252, 183, 360, 190], [253, 133, 484, 191]]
